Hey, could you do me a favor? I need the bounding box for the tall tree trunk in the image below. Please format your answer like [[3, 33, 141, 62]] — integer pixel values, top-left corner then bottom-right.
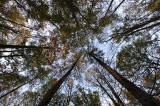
[[128, 21, 160, 35], [89, 53, 160, 106], [0, 81, 28, 99], [0, 45, 54, 49], [0, 55, 23, 58], [120, 15, 160, 35], [106, 0, 114, 14], [96, 79, 119, 106], [0, 23, 21, 34], [37, 56, 80, 106], [97, 69, 125, 106], [0, 50, 23, 53], [0, 15, 30, 29], [0, 75, 38, 99], [105, 78, 124, 106], [110, 0, 125, 17], [98, 70, 125, 106]]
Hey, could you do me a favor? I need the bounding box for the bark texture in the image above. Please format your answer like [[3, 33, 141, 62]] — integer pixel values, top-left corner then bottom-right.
[[89, 53, 160, 106], [37, 56, 80, 106], [96, 79, 119, 106], [0, 45, 54, 49]]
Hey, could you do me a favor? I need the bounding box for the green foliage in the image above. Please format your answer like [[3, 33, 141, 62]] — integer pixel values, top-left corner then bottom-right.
[[72, 87, 101, 106], [0, 0, 160, 105], [116, 35, 160, 97], [117, 35, 155, 72], [7, 7, 25, 25], [147, 0, 160, 12], [51, 87, 101, 106], [99, 15, 111, 28], [0, 39, 7, 45]]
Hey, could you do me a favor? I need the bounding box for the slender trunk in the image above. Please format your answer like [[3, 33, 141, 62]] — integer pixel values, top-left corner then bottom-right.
[[14, 0, 34, 19], [110, 0, 125, 17], [0, 82, 28, 99], [106, 0, 114, 15], [0, 23, 20, 34], [0, 72, 48, 100], [105, 78, 124, 106], [0, 45, 54, 49], [149, 73, 157, 95], [121, 15, 160, 35], [0, 55, 23, 58], [0, 15, 30, 29], [0, 76, 37, 99], [0, 50, 23, 53], [37, 56, 80, 106], [89, 53, 160, 106], [128, 21, 160, 35], [97, 69, 125, 106], [96, 79, 119, 106]]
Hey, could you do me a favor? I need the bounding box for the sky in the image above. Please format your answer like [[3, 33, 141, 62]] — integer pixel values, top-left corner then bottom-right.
[[0, 0, 133, 105]]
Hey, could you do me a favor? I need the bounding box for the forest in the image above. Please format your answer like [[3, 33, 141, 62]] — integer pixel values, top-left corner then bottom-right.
[[0, 0, 160, 106]]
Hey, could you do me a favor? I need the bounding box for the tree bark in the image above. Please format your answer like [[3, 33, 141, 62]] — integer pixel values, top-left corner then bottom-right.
[[0, 75, 38, 99], [97, 69, 125, 106], [0, 50, 23, 53], [0, 55, 23, 58], [128, 21, 160, 35], [0, 82, 28, 99], [96, 79, 119, 106], [106, 0, 114, 14], [0, 45, 54, 49], [37, 56, 80, 106], [101, 75, 125, 106], [0, 23, 21, 34], [89, 53, 160, 106], [120, 15, 160, 35], [0, 15, 30, 29], [110, 0, 125, 17]]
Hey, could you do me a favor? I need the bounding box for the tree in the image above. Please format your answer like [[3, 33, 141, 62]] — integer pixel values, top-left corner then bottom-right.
[[89, 52, 160, 106], [72, 86, 101, 106], [38, 55, 81, 106], [49, 86, 101, 106], [99, 72, 125, 106], [96, 78, 120, 106], [116, 35, 160, 102], [1, 0, 160, 105]]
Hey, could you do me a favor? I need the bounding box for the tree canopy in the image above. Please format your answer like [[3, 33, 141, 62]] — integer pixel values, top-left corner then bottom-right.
[[0, 0, 160, 106]]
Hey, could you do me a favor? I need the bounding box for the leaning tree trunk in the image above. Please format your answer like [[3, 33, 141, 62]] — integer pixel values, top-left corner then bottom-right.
[[37, 56, 80, 106], [0, 44, 54, 49], [96, 79, 119, 106], [0, 55, 24, 58], [89, 53, 160, 106], [101, 74, 125, 106], [0, 50, 23, 53], [106, 80, 124, 106], [0, 81, 29, 99], [110, 0, 125, 17], [0, 74, 40, 99], [97, 70, 125, 106], [120, 15, 160, 35]]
